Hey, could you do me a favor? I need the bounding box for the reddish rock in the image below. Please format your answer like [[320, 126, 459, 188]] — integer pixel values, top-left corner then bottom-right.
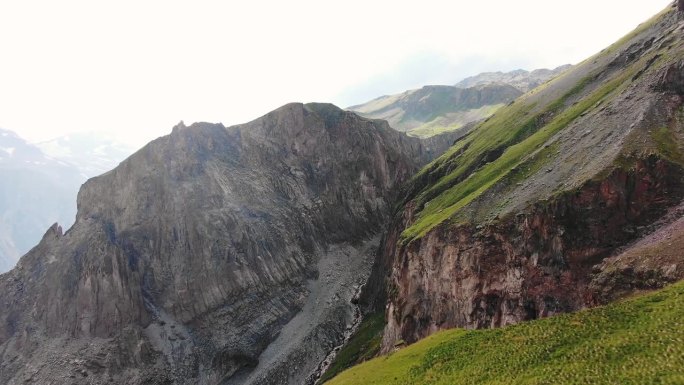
[[381, 158, 684, 351]]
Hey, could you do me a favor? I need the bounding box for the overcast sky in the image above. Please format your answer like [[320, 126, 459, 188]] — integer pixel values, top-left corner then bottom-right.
[[0, 0, 673, 148]]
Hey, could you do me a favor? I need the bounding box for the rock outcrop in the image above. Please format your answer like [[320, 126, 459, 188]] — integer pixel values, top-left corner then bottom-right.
[[0, 103, 433, 384], [372, 3, 684, 351]]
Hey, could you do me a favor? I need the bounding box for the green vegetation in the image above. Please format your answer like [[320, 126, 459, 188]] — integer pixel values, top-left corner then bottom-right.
[[325, 281, 684, 385], [399, 9, 675, 242], [506, 142, 559, 187], [407, 123, 464, 139], [401, 66, 633, 241], [319, 312, 386, 383], [586, 6, 672, 62], [406, 104, 506, 139], [651, 125, 684, 166]]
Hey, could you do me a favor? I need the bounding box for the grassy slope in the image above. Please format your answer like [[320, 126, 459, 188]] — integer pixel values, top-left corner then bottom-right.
[[406, 104, 506, 138], [318, 313, 386, 383], [350, 85, 520, 137], [326, 280, 684, 385], [399, 7, 673, 242]]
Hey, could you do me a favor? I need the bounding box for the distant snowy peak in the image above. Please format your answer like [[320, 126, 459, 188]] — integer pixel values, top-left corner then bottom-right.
[[36, 132, 135, 177], [0, 128, 57, 168]]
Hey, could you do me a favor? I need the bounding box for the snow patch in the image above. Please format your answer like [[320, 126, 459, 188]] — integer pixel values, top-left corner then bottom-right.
[[1, 147, 16, 156]]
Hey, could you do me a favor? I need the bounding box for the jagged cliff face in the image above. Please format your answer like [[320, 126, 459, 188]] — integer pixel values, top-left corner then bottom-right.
[[375, 4, 684, 351], [0, 103, 433, 384]]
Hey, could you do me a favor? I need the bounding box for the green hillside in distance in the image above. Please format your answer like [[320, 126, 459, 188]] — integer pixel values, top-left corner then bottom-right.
[[348, 66, 569, 138], [326, 280, 684, 385], [399, 4, 684, 242]]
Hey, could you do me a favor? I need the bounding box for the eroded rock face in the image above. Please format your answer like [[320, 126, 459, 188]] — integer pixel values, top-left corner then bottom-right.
[[373, 6, 684, 352], [656, 59, 684, 94], [381, 159, 684, 350], [0, 103, 430, 384]]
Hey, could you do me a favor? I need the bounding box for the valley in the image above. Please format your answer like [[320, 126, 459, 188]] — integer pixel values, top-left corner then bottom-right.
[[0, 2, 683, 385]]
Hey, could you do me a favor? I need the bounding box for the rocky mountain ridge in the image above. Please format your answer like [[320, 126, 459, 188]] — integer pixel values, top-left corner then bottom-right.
[[2, 4, 684, 385], [0, 103, 449, 384], [454, 65, 572, 92]]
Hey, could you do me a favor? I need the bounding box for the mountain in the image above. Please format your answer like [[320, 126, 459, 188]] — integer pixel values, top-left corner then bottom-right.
[[358, 2, 684, 356], [3, 3, 684, 385], [0, 128, 82, 273], [454, 64, 573, 92], [327, 280, 684, 384], [0, 103, 450, 384], [347, 66, 569, 138]]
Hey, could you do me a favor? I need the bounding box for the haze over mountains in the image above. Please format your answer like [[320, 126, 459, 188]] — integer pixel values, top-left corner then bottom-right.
[[0, 129, 133, 273], [36, 132, 134, 179], [1, 2, 684, 385], [348, 65, 570, 138]]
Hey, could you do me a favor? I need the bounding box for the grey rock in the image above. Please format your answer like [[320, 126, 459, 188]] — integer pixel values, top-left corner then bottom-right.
[[0, 103, 434, 384]]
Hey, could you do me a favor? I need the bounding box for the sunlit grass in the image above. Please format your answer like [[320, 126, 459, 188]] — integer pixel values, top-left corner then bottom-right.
[[326, 280, 684, 385]]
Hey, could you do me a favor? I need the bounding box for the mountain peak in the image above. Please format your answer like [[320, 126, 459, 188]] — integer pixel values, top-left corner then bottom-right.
[[454, 65, 571, 92], [171, 120, 187, 133]]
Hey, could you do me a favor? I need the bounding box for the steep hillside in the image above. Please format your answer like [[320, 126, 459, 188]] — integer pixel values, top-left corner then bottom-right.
[[454, 65, 572, 92], [348, 66, 569, 138], [369, 2, 684, 352], [0, 103, 439, 385], [327, 280, 684, 385]]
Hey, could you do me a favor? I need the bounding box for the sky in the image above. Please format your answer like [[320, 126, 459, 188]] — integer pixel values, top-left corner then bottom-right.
[[0, 0, 674, 148]]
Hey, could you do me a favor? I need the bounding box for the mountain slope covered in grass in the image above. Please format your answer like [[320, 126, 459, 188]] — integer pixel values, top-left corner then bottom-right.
[[367, 3, 684, 356], [327, 280, 684, 385], [348, 66, 569, 138]]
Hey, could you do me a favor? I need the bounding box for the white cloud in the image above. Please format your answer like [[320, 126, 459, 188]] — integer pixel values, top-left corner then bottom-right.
[[0, 0, 673, 148]]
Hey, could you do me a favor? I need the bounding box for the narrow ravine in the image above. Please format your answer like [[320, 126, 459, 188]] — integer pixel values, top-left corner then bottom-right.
[[308, 284, 365, 385], [224, 237, 378, 385]]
